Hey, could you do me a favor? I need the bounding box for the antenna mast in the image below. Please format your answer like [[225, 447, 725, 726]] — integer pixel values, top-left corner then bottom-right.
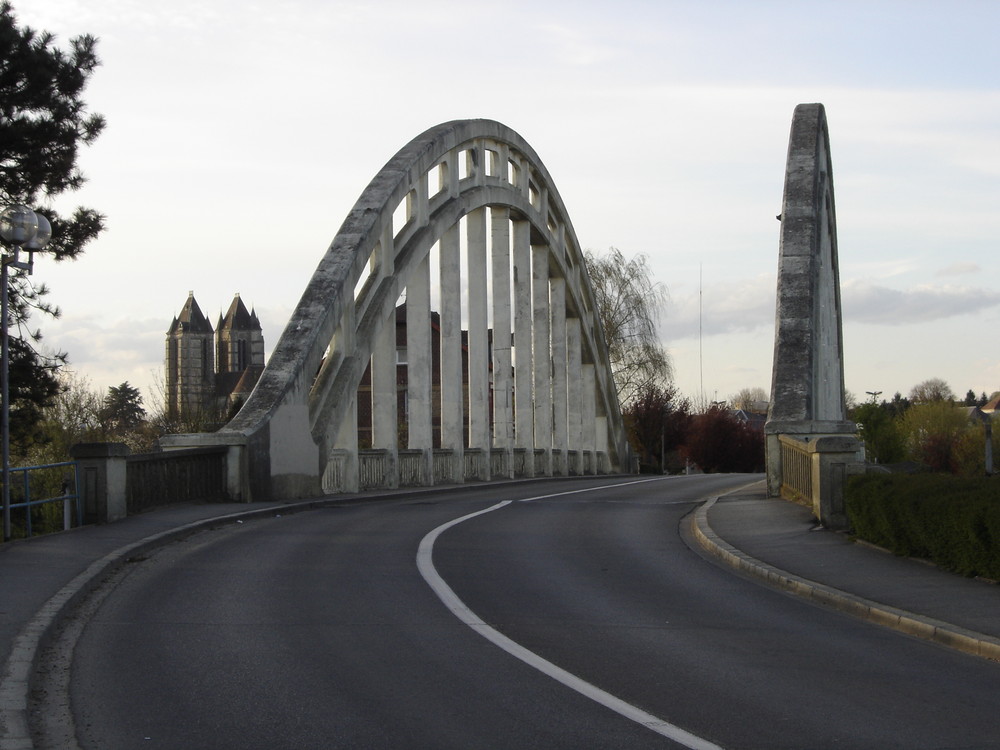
[[699, 263, 704, 403]]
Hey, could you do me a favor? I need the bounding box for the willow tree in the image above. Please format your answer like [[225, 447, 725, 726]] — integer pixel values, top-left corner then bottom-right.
[[584, 247, 672, 408]]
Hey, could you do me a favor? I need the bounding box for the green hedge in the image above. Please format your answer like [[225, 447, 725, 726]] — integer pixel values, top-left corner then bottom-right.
[[845, 473, 1000, 580]]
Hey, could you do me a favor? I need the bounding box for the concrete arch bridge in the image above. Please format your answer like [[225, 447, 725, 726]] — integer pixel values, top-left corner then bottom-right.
[[164, 120, 629, 501]]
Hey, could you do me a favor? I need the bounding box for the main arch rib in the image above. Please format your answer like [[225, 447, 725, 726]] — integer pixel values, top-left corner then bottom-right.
[[164, 120, 629, 500]]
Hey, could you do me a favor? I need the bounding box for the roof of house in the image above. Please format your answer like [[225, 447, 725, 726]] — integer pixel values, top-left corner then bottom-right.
[[216, 364, 265, 398], [731, 409, 767, 431]]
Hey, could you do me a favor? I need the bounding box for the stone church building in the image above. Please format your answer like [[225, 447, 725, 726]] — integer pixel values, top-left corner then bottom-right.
[[165, 292, 265, 422]]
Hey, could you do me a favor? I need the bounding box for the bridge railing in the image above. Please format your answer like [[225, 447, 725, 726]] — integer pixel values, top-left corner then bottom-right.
[[323, 446, 611, 491], [3, 460, 81, 539], [71, 442, 236, 524], [775, 434, 863, 528], [126, 446, 229, 514], [779, 436, 813, 504]]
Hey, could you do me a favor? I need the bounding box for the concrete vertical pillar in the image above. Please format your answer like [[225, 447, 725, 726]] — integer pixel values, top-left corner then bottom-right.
[[331, 304, 359, 491], [407, 254, 433, 484], [491, 207, 513, 477], [467, 207, 490, 479], [445, 149, 460, 198], [377, 223, 395, 277], [532, 245, 552, 476], [439, 222, 464, 482], [766, 103, 861, 502], [409, 172, 429, 227], [372, 312, 399, 488], [567, 317, 583, 474], [469, 141, 486, 187], [70, 442, 129, 523], [582, 362, 596, 473], [333, 395, 359, 492], [595, 415, 609, 472], [550, 276, 568, 475], [512, 219, 534, 467]]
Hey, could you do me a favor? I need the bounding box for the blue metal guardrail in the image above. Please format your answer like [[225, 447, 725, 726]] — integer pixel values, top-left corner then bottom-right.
[[6, 460, 81, 538]]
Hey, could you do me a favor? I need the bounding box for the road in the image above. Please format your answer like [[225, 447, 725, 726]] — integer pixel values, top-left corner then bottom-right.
[[52, 475, 1000, 749]]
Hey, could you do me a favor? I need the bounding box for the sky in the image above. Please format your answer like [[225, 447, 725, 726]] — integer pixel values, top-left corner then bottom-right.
[[9, 0, 1000, 411]]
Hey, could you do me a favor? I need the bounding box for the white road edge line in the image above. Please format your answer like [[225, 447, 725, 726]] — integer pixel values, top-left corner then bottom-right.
[[416, 480, 724, 750]]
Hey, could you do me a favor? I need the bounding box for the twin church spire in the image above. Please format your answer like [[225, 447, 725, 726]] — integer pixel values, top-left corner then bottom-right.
[[165, 292, 265, 423]]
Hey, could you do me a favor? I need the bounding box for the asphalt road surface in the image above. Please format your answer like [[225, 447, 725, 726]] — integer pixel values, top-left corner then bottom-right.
[[52, 475, 1000, 749]]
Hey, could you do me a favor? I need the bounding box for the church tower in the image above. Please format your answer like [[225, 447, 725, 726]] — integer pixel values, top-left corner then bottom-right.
[[165, 292, 216, 421], [215, 294, 265, 412], [216, 294, 264, 374], [166, 292, 266, 424]]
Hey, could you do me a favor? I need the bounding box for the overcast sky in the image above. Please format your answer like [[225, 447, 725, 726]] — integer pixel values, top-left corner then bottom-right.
[[11, 0, 1000, 410]]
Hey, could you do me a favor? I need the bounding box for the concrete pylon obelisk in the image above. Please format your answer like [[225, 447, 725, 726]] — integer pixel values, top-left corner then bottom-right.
[[765, 104, 862, 524]]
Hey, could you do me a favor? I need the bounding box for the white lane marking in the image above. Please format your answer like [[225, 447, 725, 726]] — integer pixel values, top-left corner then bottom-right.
[[416, 482, 725, 750]]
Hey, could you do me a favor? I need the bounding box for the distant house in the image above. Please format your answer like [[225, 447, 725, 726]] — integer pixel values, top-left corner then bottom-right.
[[730, 409, 767, 432], [981, 394, 1000, 415]]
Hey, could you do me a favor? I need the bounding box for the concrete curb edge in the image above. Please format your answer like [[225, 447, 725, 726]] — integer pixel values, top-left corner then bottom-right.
[[691, 497, 1000, 665]]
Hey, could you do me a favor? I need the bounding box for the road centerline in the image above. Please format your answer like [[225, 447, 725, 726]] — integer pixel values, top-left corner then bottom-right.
[[415, 480, 723, 750]]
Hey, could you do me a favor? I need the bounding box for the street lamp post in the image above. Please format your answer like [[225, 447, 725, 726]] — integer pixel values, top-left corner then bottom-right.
[[0, 206, 51, 541]]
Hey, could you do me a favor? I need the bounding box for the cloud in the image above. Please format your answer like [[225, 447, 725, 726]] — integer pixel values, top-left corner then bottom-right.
[[841, 279, 1000, 325], [661, 274, 775, 342], [43, 313, 166, 399], [663, 274, 1000, 346], [935, 262, 981, 277]]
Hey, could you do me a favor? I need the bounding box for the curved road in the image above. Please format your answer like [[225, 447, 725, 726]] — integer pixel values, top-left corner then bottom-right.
[[57, 475, 1000, 749]]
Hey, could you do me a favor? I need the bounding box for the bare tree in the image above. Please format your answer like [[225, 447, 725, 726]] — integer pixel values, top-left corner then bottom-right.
[[585, 247, 672, 408], [728, 386, 768, 412], [909, 378, 955, 404]]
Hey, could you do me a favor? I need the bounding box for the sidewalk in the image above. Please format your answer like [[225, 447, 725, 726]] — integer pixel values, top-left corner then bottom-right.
[[692, 481, 1000, 662]]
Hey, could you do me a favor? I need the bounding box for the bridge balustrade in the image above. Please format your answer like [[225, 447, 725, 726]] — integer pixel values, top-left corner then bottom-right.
[[399, 450, 427, 486], [433, 450, 461, 485], [69, 443, 235, 525], [358, 450, 391, 490], [778, 436, 812, 504], [776, 434, 862, 529], [126, 447, 228, 514], [463, 449, 487, 482]]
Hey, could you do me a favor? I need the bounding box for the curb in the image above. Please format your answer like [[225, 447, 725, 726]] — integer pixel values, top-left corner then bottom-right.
[[691, 497, 1000, 665]]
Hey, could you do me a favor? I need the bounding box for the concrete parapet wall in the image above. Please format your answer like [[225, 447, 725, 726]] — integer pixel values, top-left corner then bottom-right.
[[160, 432, 247, 502], [70, 442, 236, 524]]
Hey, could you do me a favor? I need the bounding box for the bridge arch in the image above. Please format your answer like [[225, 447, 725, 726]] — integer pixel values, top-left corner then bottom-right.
[[167, 120, 628, 500]]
